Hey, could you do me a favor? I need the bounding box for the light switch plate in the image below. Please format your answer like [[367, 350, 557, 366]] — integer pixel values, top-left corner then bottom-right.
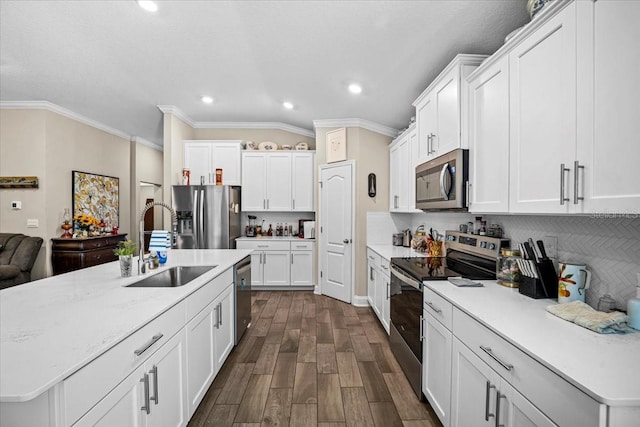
[[26, 219, 38, 228], [11, 201, 21, 209]]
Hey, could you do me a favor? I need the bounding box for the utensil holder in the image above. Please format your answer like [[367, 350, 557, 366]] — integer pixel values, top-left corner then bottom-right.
[[519, 259, 557, 299]]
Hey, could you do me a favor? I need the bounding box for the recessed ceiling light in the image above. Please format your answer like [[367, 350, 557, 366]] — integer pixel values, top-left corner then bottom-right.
[[137, 1, 158, 12], [283, 101, 294, 110], [201, 96, 214, 104], [348, 83, 362, 94]]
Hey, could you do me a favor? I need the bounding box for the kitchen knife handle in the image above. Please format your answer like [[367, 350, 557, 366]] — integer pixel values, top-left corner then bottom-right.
[[574, 160, 584, 204], [560, 163, 570, 205]]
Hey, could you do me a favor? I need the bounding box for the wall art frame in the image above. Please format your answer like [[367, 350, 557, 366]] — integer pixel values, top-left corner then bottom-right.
[[72, 170, 119, 227], [0, 176, 39, 188], [326, 127, 347, 163]]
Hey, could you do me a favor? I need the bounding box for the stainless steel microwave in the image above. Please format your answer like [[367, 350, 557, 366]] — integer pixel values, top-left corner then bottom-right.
[[415, 148, 469, 210]]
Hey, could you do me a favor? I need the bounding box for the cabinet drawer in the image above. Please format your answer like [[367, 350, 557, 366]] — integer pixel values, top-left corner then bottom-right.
[[423, 287, 453, 330], [237, 240, 290, 251], [84, 248, 118, 267], [291, 241, 313, 251], [367, 248, 380, 267], [377, 257, 390, 276], [453, 308, 602, 427], [63, 301, 186, 425], [186, 268, 233, 321]]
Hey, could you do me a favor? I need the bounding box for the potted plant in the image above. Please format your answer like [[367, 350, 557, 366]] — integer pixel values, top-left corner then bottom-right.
[[114, 240, 136, 277]]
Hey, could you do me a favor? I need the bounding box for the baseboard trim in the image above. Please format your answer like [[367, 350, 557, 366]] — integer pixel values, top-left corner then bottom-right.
[[351, 295, 370, 307]]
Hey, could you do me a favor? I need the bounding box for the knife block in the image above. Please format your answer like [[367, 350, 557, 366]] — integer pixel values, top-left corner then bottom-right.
[[519, 259, 558, 299]]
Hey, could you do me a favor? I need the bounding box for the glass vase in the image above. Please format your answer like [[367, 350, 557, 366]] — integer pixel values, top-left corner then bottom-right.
[[119, 255, 133, 277]]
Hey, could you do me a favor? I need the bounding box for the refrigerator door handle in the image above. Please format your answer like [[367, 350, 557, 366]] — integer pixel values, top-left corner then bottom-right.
[[200, 187, 206, 248], [193, 188, 199, 249]]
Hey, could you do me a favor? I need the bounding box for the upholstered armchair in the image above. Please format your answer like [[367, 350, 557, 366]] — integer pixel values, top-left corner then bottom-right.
[[0, 233, 44, 290]]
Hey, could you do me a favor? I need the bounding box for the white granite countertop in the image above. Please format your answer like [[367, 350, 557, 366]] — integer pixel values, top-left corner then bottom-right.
[[236, 236, 315, 241], [0, 249, 251, 403], [367, 244, 427, 261], [424, 279, 640, 406]]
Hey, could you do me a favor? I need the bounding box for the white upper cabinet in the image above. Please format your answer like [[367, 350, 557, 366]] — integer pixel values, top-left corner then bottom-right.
[[265, 152, 293, 211], [184, 140, 243, 186], [291, 152, 315, 211], [576, 0, 640, 213], [241, 152, 268, 211], [508, 2, 577, 214], [389, 125, 418, 213], [467, 56, 510, 213], [413, 54, 486, 165]]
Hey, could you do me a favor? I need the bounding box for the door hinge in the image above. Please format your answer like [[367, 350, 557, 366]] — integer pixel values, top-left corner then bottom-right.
[[320, 271, 323, 278], [320, 226, 323, 233], [320, 182, 323, 188]]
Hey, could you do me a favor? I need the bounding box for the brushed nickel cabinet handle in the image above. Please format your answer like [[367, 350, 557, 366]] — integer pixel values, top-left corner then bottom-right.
[[574, 160, 584, 204], [480, 345, 514, 372], [214, 304, 220, 329], [485, 381, 496, 421], [218, 302, 223, 326], [560, 163, 570, 205], [134, 334, 164, 357], [140, 373, 150, 414], [496, 390, 506, 427], [419, 314, 424, 341], [149, 365, 159, 405], [426, 301, 442, 314]]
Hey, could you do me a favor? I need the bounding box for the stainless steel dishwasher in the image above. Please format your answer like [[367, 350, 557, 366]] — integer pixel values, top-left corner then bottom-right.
[[234, 256, 252, 345]]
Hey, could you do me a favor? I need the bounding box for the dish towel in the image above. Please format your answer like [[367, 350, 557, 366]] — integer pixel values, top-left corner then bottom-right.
[[149, 230, 170, 252], [546, 301, 634, 334]]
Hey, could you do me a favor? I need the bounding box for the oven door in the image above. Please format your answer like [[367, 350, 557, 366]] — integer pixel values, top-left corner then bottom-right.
[[389, 265, 423, 361], [415, 148, 468, 210]]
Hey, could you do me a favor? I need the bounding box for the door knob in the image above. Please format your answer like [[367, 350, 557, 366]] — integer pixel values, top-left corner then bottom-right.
[[343, 239, 349, 244]]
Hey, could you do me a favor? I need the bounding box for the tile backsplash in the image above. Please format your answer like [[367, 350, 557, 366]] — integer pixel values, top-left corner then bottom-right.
[[368, 212, 640, 310]]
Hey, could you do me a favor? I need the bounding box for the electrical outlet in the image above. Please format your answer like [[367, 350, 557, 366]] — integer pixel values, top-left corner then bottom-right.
[[542, 235, 558, 259]]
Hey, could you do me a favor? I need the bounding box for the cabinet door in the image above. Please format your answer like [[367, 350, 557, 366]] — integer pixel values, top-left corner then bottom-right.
[[577, 0, 640, 213], [292, 152, 315, 211], [241, 153, 267, 211], [367, 258, 377, 310], [500, 380, 557, 427], [381, 271, 390, 334], [185, 302, 216, 416], [434, 68, 460, 156], [146, 329, 187, 427], [266, 153, 292, 211], [509, 3, 577, 214], [263, 250, 291, 286], [407, 127, 419, 211], [184, 142, 213, 185], [250, 251, 264, 287], [450, 338, 495, 427], [211, 142, 242, 186], [416, 94, 436, 161], [291, 250, 313, 286], [74, 367, 146, 427], [389, 140, 401, 212], [422, 312, 452, 427], [213, 284, 235, 370], [468, 56, 510, 213]]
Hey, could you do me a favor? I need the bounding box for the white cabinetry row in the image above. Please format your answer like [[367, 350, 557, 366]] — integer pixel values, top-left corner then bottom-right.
[[389, 124, 419, 213], [184, 140, 243, 186], [242, 151, 315, 212], [468, 0, 640, 214], [237, 240, 314, 288], [366, 248, 390, 333], [63, 269, 235, 426], [421, 285, 603, 427]]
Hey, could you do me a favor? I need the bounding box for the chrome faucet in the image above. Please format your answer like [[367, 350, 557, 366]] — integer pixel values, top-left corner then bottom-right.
[[139, 201, 178, 274]]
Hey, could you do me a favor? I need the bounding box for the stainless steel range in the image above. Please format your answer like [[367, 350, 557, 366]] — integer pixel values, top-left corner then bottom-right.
[[389, 231, 509, 398]]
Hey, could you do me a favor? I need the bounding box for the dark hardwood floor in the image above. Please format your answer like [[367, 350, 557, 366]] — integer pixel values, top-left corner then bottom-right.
[[188, 291, 443, 427]]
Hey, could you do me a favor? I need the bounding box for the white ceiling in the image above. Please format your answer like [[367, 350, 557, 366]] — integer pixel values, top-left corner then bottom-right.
[[0, 0, 529, 147]]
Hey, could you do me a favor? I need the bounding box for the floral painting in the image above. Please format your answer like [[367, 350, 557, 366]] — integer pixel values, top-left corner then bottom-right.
[[72, 171, 119, 227]]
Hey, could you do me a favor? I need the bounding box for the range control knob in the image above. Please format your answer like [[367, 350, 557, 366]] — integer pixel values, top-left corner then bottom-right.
[[480, 241, 487, 249], [447, 235, 456, 241], [489, 243, 496, 250]]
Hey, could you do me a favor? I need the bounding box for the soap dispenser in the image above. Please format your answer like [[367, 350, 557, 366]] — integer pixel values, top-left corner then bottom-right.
[[628, 274, 640, 330]]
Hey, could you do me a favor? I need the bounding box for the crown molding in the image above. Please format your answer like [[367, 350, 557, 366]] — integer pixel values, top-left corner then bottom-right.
[[132, 136, 162, 151], [157, 105, 195, 128], [195, 121, 315, 138], [1, 100, 133, 141], [313, 118, 399, 138]]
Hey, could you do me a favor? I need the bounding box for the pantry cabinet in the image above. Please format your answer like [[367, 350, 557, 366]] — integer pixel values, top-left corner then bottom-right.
[[183, 140, 243, 185], [413, 54, 486, 165]]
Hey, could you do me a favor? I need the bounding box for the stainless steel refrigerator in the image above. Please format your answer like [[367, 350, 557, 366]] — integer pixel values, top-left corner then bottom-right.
[[171, 185, 241, 249]]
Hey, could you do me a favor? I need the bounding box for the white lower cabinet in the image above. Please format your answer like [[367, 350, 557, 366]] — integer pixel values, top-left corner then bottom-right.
[[291, 246, 313, 286], [237, 240, 314, 287], [366, 248, 390, 334], [75, 329, 187, 427], [422, 311, 452, 427]]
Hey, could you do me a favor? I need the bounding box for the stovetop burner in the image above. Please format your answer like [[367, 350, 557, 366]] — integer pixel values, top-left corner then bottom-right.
[[391, 249, 498, 282]]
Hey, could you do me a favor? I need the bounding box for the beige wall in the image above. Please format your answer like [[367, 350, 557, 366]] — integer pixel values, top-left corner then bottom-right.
[[131, 142, 164, 244], [315, 126, 391, 298], [0, 108, 133, 278], [194, 128, 315, 149]]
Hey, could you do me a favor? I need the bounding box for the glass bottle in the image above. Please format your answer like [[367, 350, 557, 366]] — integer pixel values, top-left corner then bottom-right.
[[497, 249, 521, 288], [268, 224, 273, 236]]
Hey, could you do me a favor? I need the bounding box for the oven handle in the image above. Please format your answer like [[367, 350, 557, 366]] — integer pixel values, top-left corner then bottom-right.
[[390, 265, 422, 290]]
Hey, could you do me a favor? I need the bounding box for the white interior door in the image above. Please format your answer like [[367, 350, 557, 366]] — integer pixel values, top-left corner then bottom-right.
[[319, 162, 353, 303]]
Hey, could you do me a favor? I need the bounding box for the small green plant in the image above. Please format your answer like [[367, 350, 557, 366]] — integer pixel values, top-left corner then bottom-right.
[[114, 240, 136, 257]]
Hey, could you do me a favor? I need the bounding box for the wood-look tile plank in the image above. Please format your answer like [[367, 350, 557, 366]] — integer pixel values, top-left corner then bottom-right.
[[253, 343, 280, 374], [265, 322, 286, 344], [347, 325, 365, 336], [285, 311, 302, 330], [212, 352, 236, 388], [203, 404, 238, 426], [273, 307, 290, 324], [370, 343, 401, 374], [235, 374, 273, 423], [300, 316, 317, 337], [277, 294, 293, 309], [252, 318, 271, 337], [233, 423, 261, 427], [383, 373, 430, 420], [290, 299, 304, 313], [280, 329, 300, 353], [216, 363, 255, 404], [341, 303, 358, 318], [358, 312, 376, 323], [238, 336, 265, 363], [362, 321, 387, 344], [302, 302, 316, 318], [331, 312, 346, 329], [350, 335, 375, 362], [317, 343, 338, 374], [290, 403, 317, 427], [344, 316, 361, 327], [317, 321, 334, 344], [261, 388, 292, 427], [271, 353, 297, 388], [315, 295, 329, 307], [336, 352, 363, 387], [297, 335, 317, 362], [369, 402, 404, 427], [318, 424, 346, 427], [292, 362, 318, 404], [188, 387, 221, 427], [292, 291, 306, 301], [358, 361, 392, 402], [402, 420, 438, 427], [252, 299, 267, 316], [260, 300, 279, 318], [342, 387, 375, 427], [317, 307, 331, 323], [317, 374, 345, 422], [333, 329, 353, 352]]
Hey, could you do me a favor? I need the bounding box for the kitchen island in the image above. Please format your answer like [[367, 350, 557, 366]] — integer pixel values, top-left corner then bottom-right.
[[0, 249, 251, 426]]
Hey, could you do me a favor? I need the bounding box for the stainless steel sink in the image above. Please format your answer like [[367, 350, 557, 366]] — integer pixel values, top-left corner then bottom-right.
[[126, 265, 216, 288]]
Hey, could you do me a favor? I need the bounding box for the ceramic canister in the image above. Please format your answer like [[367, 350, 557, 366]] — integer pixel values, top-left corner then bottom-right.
[[558, 262, 592, 303]]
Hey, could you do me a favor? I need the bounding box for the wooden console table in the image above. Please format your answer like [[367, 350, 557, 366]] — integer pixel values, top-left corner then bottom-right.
[[51, 234, 128, 275]]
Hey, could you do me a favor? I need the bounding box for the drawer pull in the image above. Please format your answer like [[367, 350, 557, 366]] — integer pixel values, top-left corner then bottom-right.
[[214, 304, 220, 329], [149, 365, 159, 405], [134, 333, 164, 357], [426, 301, 442, 314], [140, 373, 150, 414], [480, 345, 514, 372], [496, 390, 506, 427], [485, 381, 496, 421], [258, 245, 268, 248]]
